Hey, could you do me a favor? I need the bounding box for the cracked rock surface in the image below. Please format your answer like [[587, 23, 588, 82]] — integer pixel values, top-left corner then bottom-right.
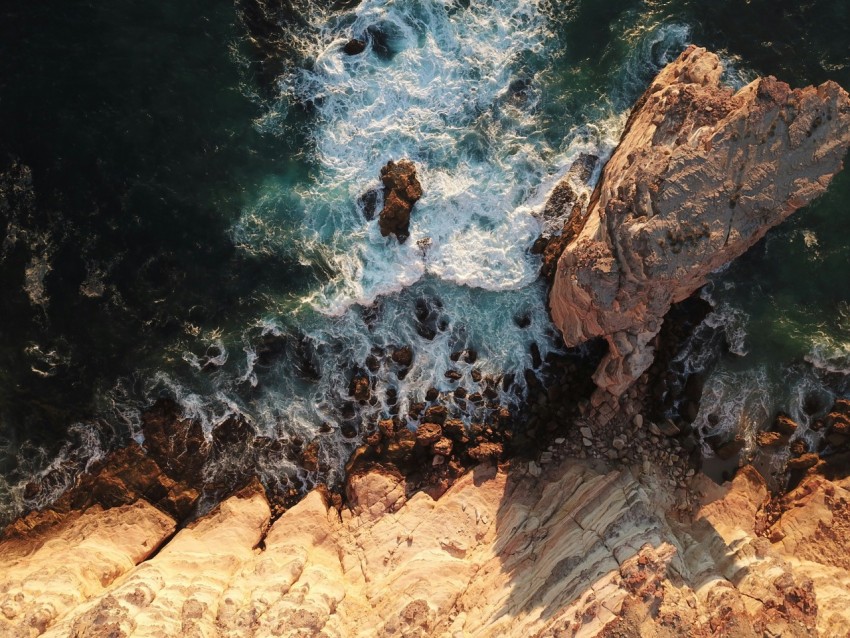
[[550, 45, 850, 397], [3, 460, 849, 637]]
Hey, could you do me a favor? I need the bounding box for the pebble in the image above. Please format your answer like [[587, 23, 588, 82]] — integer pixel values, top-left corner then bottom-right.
[[554, 437, 565, 445], [649, 422, 662, 436], [633, 414, 644, 428], [528, 461, 542, 478], [540, 451, 553, 464], [580, 426, 593, 439], [612, 437, 626, 450], [582, 437, 593, 447]]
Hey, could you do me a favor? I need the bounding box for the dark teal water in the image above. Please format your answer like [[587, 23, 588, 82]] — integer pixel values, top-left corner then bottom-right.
[[1, 0, 848, 519]]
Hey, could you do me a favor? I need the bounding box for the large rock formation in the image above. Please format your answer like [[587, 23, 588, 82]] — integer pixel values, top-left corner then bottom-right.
[[550, 45, 850, 397], [378, 159, 423, 242], [3, 458, 850, 637]]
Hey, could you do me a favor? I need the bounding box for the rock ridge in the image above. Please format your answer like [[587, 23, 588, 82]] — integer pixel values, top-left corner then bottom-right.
[[550, 45, 850, 397]]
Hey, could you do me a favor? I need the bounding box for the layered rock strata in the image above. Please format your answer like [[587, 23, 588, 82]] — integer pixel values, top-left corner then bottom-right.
[[3, 458, 849, 637], [550, 45, 850, 397]]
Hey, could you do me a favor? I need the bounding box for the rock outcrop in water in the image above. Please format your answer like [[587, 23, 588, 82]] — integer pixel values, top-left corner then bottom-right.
[[549, 45, 850, 397], [4, 458, 850, 637], [378, 159, 423, 242]]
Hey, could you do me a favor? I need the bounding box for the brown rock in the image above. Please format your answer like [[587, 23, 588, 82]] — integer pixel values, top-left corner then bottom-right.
[[467, 442, 503, 462], [787, 453, 819, 471], [391, 346, 414, 367], [443, 419, 469, 443], [550, 46, 850, 397], [301, 440, 320, 472], [351, 375, 370, 402], [378, 419, 398, 438], [775, 413, 799, 436], [141, 398, 209, 483], [378, 159, 422, 241], [431, 437, 453, 457], [756, 431, 787, 447], [422, 405, 447, 425], [416, 423, 443, 446]]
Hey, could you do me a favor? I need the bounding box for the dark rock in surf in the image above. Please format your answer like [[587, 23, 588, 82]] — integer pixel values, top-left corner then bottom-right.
[[358, 188, 380, 221], [391, 346, 414, 367], [378, 160, 423, 242], [141, 398, 209, 483], [344, 38, 367, 55], [350, 375, 371, 402]]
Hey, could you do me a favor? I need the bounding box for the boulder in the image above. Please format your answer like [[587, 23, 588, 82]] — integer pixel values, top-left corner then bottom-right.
[[378, 160, 423, 241]]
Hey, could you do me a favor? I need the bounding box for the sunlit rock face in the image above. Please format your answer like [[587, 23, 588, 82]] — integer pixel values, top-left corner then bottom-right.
[[2, 460, 850, 637], [550, 45, 850, 397]]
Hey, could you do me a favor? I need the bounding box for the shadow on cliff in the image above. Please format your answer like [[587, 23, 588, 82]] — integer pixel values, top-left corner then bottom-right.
[[484, 459, 756, 632]]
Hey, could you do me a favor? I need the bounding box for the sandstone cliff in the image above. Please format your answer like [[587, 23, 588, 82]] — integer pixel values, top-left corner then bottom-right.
[[2, 459, 849, 637], [549, 45, 850, 396]]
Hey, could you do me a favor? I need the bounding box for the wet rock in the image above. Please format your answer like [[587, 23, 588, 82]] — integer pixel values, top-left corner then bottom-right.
[[775, 413, 799, 436], [530, 236, 548, 255], [343, 38, 366, 55], [211, 415, 254, 453], [391, 346, 414, 367], [407, 402, 425, 419], [432, 437, 453, 457], [787, 453, 819, 471], [756, 431, 787, 448], [422, 405, 447, 425], [350, 375, 371, 402], [301, 440, 320, 472], [385, 429, 416, 462], [443, 419, 469, 443], [378, 419, 398, 438], [425, 387, 439, 402], [790, 440, 808, 458], [358, 188, 380, 220], [471, 369, 482, 382], [444, 370, 462, 381], [467, 442, 502, 462], [454, 387, 467, 399], [141, 398, 209, 483], [415, 423, 442, 446], [378, 159, 422, 242]]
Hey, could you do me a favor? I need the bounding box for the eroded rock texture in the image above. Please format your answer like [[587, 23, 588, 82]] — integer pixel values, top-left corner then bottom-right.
[[378, 159, 423, 242], [3, 459, 849, 637], [550, 45, 850, 396]]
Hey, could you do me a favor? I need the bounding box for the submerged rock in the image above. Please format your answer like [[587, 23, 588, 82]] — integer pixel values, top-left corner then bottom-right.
[[378, 159, 423, 242], [549, 46, 850, 398]]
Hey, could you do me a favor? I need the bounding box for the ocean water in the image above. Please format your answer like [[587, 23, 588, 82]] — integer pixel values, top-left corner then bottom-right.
[[1, 0, 849, 521]]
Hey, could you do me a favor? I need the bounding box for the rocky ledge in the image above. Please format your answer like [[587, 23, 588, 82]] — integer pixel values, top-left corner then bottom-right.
[[3, 457, 850, 637], [549, 45, 850, 397]]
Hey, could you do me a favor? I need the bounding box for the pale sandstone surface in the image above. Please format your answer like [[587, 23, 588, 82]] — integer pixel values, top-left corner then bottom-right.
[[550, 45, 850, 396], [2, 459, 849, 637], [0, 501, 175, 638]]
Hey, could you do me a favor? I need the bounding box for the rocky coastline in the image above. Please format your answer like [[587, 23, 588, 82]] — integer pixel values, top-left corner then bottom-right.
[[4, 46, 850, 636]]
